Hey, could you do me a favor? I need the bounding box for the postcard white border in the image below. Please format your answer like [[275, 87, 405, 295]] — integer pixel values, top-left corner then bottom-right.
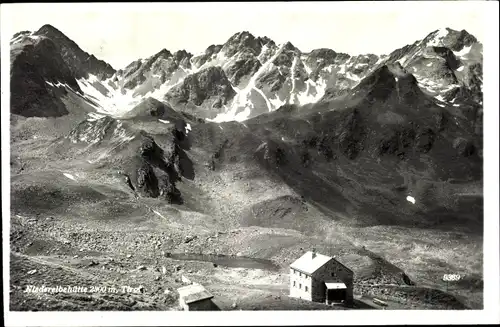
[[2, 1, 499, 326]]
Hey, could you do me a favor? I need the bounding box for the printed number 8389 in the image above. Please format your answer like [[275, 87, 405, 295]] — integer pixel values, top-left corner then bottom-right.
[[443, 274, 461, 281]]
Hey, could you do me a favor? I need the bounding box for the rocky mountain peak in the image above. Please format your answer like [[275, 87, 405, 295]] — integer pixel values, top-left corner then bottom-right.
[[257, 36, 274, 47], [205, 44, 223, 54], [308, 48, 338, 58], [283, 41, 299, 52], [357, 64, 396, 88], [222, 31, 267, 57], [33, 24, 115, 79], [172, 50, 193, 69], [36, 24, 68, 39], [351, 62, 423, 106], [173, 49, 192, 60], [190, 44, 223, 68], [230, 31, 255, 42], [423, 27, 478, 51], [306, 48, 343, 68], [156, 48, 173, 59]]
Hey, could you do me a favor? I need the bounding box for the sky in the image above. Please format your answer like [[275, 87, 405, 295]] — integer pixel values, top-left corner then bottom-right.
[[1, 2, 489, 69]]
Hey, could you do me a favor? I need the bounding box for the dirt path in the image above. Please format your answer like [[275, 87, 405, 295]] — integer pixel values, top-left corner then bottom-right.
[[13, 252, 99, 280]]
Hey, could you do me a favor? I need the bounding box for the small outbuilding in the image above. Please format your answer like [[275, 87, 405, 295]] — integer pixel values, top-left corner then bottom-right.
[[177, 283, 215, 311]]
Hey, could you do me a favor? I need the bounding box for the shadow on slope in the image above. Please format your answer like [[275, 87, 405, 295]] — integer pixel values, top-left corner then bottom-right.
[[192, 63, 484, 233]]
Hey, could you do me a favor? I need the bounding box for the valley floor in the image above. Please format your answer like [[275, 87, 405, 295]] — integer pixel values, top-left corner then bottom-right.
[[9, 209, 481, 311]]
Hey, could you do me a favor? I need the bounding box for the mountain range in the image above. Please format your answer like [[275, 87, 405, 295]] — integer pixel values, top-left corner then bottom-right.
[[11, 25, 482, 122]]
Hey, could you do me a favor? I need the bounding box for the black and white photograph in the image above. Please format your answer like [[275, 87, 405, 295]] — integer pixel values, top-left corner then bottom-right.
[[1, 1, 499, 326]]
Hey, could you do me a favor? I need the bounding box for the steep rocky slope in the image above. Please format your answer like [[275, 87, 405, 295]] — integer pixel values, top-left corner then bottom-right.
[[165, 66, 236, 119], [10, 34, 83, 117]]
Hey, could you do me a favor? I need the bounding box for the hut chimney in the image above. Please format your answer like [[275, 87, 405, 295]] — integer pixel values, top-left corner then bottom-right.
[[312, 248, 316, 259]]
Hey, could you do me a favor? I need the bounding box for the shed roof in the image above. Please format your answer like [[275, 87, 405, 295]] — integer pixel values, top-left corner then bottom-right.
[[290, 251, 333, 275], [325, 282, 347, 289], [177, 284, 214, 304]]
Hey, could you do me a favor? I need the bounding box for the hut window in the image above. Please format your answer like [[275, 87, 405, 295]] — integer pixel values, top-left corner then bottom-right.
[[299, 284, 302, 289], [305, 286, 308, 292], [293, 281, 296, 287]]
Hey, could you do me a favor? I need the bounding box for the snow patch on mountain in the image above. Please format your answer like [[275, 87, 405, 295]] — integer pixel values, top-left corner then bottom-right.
[[454, 45, 472, 57], [87, 112, 106, 122], [198, 51, 229, 71], [257, 44, 270, 62], [153, 210, 167, 219], [442, 84, 460, 93], [427, 28, 449, 47], [289, 56, 299, 103], [109, 124, 136, 147], [44, 79, 79, 93], [374, 55, 387, 67], [63, 173, 77, 181], [269, 95, 287, 109], [208, 104, 248, 123], [346, 71, 361, 82], [302, 62, 313, 75], [338, 63, 348, 74], [77, 75, 142, 115], [435, 95, 446, 102], [297, 79, 327, 105], [210, 43, 286, 121], [10, 34, 27, 45]]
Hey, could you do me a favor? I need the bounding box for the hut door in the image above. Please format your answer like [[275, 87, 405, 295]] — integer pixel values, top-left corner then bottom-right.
[[327, 289, 346, 303]]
